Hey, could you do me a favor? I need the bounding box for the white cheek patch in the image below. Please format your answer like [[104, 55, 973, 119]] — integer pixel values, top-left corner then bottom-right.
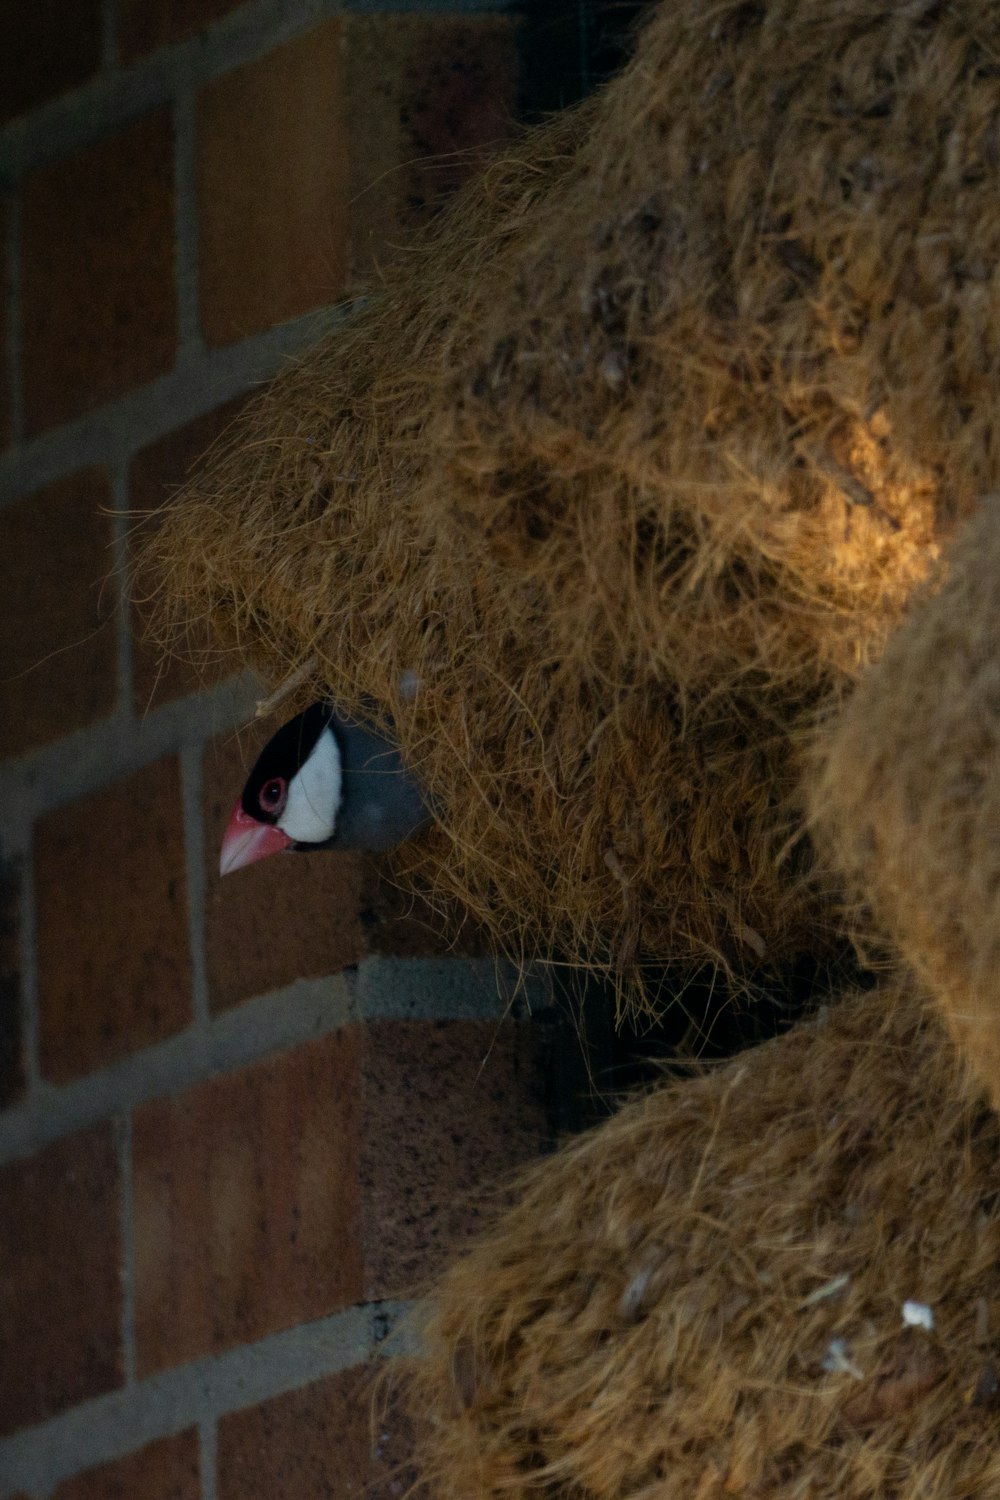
[[278, 725, 342, 844]]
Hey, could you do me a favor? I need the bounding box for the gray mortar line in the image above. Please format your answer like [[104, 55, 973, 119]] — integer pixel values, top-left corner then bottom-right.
[[0, 973, 350, 1165], [0, 674, 260, 849], [369, 1299, 424, 1360], [0, 302, 357, 507], [0, 673, 257, 1125], [0, 1300, 417, 1497], [0, 0, 509, 185], [116, 1113, 138, 1387], [172, 88, 202, 358], [179, 743, 211, 1029], [0, 957, 544, 1165], [355, 953, 548, 1021], [198, 1420, 218, 1500]]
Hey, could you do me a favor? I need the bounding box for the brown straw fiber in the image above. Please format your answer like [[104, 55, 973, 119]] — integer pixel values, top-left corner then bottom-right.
[[403, 980, 1000, 1499], [810, 502, 1000, 1110], [145, 0, 1000, 1007]]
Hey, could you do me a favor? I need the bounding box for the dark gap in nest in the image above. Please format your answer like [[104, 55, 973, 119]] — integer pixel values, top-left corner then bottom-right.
[[536, 939, 873, 1135], [517, 0, 651, 119]]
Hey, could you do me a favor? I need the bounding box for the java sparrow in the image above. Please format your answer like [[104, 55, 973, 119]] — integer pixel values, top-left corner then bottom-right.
[[219, 702, 429, 876]]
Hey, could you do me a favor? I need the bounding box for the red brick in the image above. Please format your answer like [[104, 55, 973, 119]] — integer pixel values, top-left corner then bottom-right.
[[197, 24, 347, 346], [133, 1028, 363, 1375], [217, 1365, 417, 1500], [52, 1430, 200, 1500], [35, 758, 192, 1083], [0, 0, 101, 125], [203, 727, 366, 1012], [0, 1124, 121, 1435], [22, 110, 176, 434], [129, 396, 250, 711], [120, 0, 245, 62], [360, 1019, 550, 1297], [0, 469, 117, 758], [345, 15, 518, 287], [0, 861, 23, 1110]]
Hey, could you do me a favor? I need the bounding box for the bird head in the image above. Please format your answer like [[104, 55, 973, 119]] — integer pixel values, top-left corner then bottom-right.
[[220, 702, 428, 875]]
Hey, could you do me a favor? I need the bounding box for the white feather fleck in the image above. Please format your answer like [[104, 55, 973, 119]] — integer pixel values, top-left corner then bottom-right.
[[821, 1338, 864, 1380], [902, 1300, 934, 1331]]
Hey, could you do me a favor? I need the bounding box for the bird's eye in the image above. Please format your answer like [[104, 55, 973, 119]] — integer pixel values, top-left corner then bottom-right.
[[259, 777, 286, 814]]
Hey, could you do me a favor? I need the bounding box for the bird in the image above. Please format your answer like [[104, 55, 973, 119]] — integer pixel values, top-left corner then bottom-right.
[[220, 701, 430, 876]]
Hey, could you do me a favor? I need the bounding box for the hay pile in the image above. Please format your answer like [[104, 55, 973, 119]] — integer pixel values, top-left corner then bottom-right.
[[810, 503, 1000, 1110], [403, 980, 1000, 1499], [147, 0, 1000, 1004]]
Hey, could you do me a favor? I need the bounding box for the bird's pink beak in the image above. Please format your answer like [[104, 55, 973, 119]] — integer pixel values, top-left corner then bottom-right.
[[219, 802, 293, 876]]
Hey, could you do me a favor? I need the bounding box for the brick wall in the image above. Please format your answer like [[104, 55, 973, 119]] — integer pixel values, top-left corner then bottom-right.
[[0, 4, 562, 1495]]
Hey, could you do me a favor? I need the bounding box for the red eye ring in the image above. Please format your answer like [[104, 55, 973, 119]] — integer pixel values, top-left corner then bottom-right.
[[259, 776, 286, 814]]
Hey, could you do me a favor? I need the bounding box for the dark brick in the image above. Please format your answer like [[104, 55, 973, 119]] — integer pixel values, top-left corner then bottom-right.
[[133, 1028, 363, 1375], [197, 23, 347, 346], [35, 758, 192, 1083], [22, 110, 176, 433], [0, 860, 23, 1110], [0, 0, 101, 125], [0, 1124, 121, 1436], [0, 469, 116, 758], [360, 1018, 551, 1297], [52, 1430, 200, 1500], [129, 395, 250, 711], [0, 196, 9, 449], [120, 0, 245, 61], [203, 727, 366, 1012], [345, 15, 518, 287], [217, 1364, 418, 1500]]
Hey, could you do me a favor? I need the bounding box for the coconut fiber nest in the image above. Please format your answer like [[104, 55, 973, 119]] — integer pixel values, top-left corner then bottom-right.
[[147, 0, 1000, 1007], [402, 979, 1000, 1500], [810, 501, 1000, 1112]]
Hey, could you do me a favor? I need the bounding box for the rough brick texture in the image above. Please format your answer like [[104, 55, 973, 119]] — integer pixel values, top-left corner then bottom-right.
[[129, 396, 250, 711], [217, 1365, 417, 1500], [0, 1124, 121, 1436], [133, 1028, 363, 1375], [197, 22, 348, 346], [0, 468, 116, 760], [0, 0, 101, 125], [22, 109, 176, 434], [35, 757, 192, 1083], [0, 861, 23, 1110], [345, 15, 518, 286], [52, 1430, 200, 1500], [120, 0, 245, 61], [203, 728, 366, 1012], [360, 1018, 551, 1297]]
